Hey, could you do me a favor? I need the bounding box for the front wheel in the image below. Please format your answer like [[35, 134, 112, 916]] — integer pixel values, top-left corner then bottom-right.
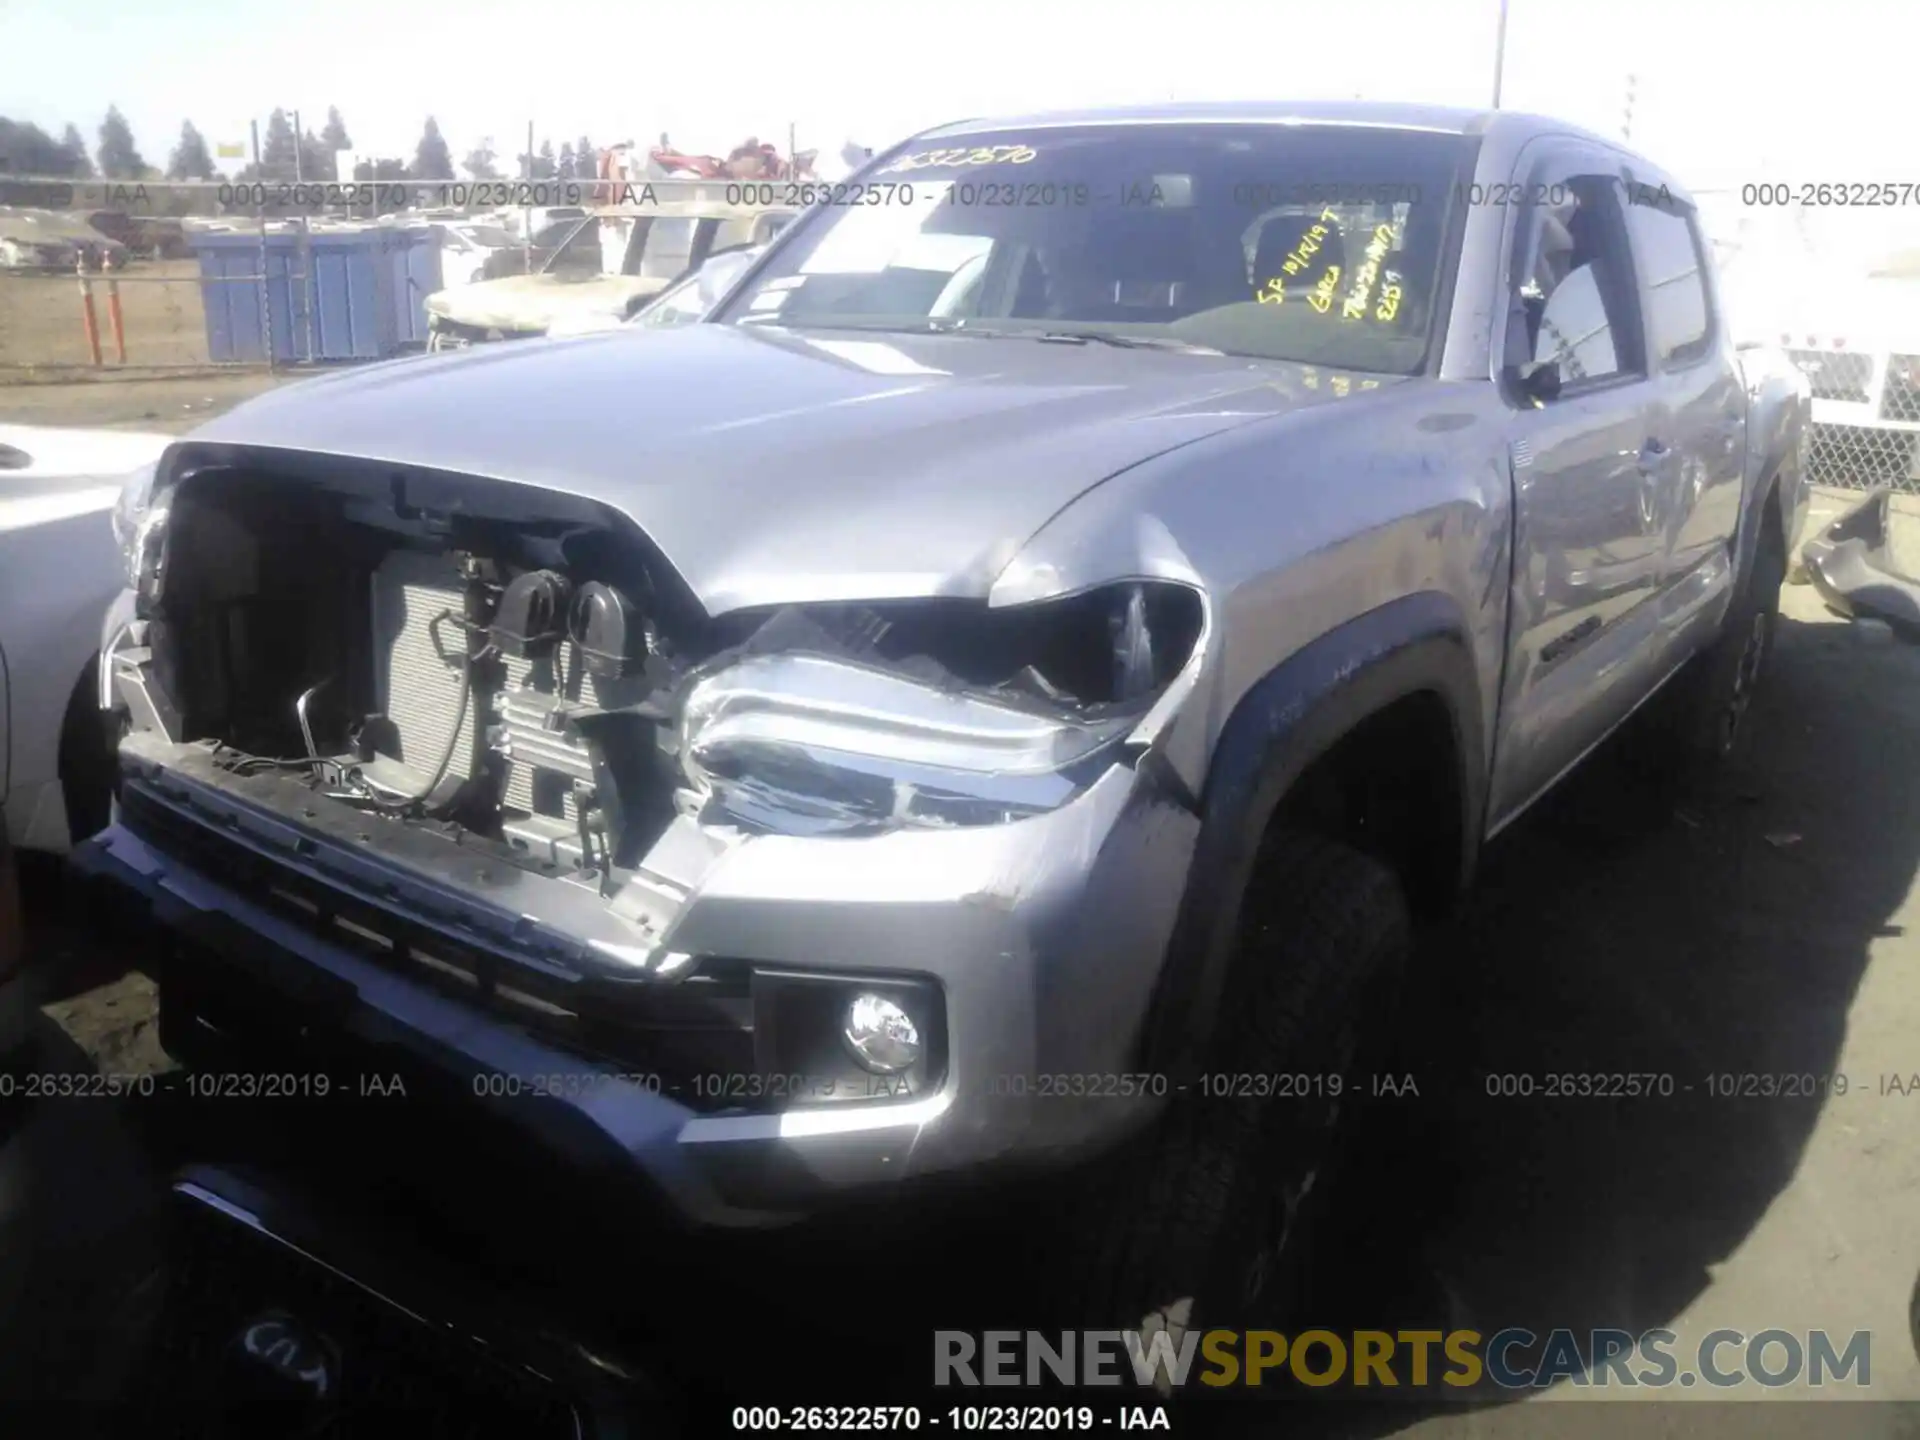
[[1046, 832, 1411, 1381]]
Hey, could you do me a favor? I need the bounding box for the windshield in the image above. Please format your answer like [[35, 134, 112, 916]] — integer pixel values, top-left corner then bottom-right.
[[457, 224, 514, 248], [715, 123, 1474, 373]]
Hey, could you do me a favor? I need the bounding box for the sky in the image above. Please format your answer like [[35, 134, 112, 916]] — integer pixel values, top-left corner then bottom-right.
[[8, 0, 1920, 261]]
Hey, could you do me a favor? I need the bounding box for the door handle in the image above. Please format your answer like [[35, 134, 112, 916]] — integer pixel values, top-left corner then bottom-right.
[[1639, 438, 1671, 465]]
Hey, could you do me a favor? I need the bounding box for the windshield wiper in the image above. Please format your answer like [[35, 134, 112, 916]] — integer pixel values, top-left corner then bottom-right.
[[1032, 330, 1221, 354]]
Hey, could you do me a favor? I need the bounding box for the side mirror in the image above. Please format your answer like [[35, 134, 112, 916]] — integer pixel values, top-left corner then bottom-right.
[[695, 248, 757, 303], [1515, 359, 1562, 404]]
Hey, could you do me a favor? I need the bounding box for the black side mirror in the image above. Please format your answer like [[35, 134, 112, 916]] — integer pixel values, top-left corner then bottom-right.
[[1516, 359, 1562, 404]]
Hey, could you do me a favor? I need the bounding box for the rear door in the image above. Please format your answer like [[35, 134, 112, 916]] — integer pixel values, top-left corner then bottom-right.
[[1486, 142, 1669, 828], [1620, 179, 1746, 657]]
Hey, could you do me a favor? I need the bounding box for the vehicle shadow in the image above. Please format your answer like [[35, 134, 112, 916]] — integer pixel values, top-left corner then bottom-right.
[[1236, 607, 1920, 1436], [18, 604, 1917, 1435]]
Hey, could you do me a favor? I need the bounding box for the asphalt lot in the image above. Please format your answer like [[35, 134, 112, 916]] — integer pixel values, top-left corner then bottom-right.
[[3, 447, 1920, 1433], [0, 370, 289, 431]]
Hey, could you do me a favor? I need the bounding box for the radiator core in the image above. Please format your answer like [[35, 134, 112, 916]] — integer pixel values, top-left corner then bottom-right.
[[369, 550, 583, 819]]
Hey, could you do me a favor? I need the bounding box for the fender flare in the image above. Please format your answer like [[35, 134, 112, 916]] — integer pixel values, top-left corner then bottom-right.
[[1140, 591, 1486, 1072]]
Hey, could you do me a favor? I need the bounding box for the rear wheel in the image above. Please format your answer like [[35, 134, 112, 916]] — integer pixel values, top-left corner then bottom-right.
[[1049, 832, 1411, 1382], [1640, 513, 1788, 782]]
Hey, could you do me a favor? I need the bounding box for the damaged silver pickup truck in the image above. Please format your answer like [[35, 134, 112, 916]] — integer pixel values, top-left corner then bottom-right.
[[79, 102, 1808, 1333]]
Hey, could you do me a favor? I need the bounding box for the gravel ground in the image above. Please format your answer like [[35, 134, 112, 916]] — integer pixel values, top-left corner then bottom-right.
[[0, 259, 219, 371], [8, 501, 1920, 1436]]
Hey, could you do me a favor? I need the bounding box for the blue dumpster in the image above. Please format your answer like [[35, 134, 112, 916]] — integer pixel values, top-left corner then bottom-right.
[[191, 229, 305, 363], [190, 224, 442, 362], [386, 225, 443, 346]]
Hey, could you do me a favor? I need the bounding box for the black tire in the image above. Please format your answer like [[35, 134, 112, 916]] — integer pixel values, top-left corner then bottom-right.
[[1642, 514, 1788, 780], [1049, 832, 1411, 1375], [57, 662, 115, 846]]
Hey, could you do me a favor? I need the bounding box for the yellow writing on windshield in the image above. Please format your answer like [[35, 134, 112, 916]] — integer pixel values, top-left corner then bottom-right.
[[1256, 277, 1286, 304], [1278, 209, 1342, 280], [1341, 223, 1397, 322], [1308, 266, 1342, 314]]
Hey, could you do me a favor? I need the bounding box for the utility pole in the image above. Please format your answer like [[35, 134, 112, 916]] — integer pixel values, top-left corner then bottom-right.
[[1491, 0, 1510, 108], [293, 109, 302, 181]]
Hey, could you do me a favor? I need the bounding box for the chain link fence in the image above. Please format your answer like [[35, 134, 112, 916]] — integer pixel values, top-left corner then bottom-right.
[[1711, 195, 1920, 495], [0, 174, 607, 375], [1777, 347, 1920, 495], [0, 163, 763, 378]]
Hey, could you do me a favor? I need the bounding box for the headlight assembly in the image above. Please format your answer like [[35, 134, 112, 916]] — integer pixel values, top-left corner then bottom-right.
[[111, 462, 166, 592], [678, 582, 1206, 834]]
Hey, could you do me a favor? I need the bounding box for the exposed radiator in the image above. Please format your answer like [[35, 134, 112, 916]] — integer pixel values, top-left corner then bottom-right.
[[370, 551, 475, 783], [369, 551, 590, 821]]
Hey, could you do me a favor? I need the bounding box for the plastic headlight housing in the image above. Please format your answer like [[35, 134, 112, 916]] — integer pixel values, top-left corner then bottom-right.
[[680, 652, 1142, 833], [111, 462, 164, 591]]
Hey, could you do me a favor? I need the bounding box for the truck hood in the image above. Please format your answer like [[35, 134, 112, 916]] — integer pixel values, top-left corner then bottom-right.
[[426, 273, 672, 332], [180, 324, 1409, 614]]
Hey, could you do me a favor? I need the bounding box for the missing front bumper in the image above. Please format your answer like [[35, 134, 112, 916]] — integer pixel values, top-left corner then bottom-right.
[[1801, 486, 1920, 639]]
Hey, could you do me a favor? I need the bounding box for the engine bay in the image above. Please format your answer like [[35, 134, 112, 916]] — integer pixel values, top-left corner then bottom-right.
[[139, 465, 697, 891], [121, 457, 1204, 896]]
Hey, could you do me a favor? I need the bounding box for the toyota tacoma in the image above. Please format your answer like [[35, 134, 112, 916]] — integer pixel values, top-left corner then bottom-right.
[[78, 102, 1809, 1335]]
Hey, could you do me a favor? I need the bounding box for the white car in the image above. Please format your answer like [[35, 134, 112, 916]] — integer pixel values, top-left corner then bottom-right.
[[0, 424, 171, 854], [429, 220, 518, 290]]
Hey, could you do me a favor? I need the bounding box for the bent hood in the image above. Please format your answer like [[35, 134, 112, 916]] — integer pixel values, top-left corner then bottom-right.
[[180, 324, 1408, 614], [426, 273, 672, 332]]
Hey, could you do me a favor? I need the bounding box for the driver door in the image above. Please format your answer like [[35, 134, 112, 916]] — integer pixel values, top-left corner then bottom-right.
[[1486, 146, 1672, 830]]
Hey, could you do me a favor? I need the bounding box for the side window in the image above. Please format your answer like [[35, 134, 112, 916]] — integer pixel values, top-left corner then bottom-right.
[[1503, 170, 1644, 398], [1623, 194, 1712, 366]]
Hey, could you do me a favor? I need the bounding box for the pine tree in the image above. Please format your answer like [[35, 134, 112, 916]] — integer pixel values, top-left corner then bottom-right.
[[60, 123, 96, 177], [299, 128, 334, 181], [166, 120, 216, 180], [260, 108, 299, 179], [535, 139, 556, 180], [320, 106, 351, 152], [557, 142, 576, 180], [410, 117, 454, 180], [97, 105, 148, 179]]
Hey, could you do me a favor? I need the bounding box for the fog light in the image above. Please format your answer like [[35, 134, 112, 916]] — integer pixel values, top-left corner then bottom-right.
[[842, 993, 921, 1074]]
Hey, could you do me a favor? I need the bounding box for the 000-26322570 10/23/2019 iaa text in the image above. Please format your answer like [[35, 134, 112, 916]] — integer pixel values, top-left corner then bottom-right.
[[728, 1403, 1175, 1432], [0, 1069, 415, 1101]]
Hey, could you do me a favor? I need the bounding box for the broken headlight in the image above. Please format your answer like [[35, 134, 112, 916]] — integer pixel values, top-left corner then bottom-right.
[[111, 461, 165, 591], [678, 583, 1204, 834]]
